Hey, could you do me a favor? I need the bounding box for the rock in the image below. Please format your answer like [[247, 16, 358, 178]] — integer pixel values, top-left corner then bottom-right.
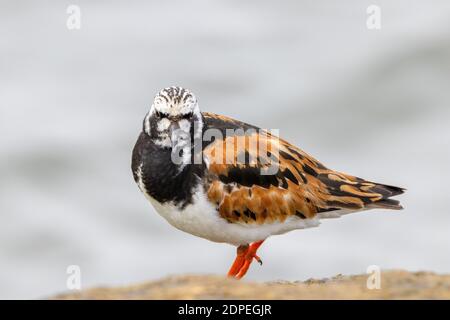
[[52, 270, 450, 300]]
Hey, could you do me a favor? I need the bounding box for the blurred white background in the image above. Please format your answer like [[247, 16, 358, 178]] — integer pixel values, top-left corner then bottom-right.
[[1, 0, 450, 299]]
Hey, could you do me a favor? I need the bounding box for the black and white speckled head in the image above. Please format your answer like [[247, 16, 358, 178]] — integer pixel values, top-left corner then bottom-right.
[[143, 87, 203, 149]]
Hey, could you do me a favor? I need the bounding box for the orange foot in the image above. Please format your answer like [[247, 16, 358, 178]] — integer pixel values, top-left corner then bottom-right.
[[227, 240, 265, 279]]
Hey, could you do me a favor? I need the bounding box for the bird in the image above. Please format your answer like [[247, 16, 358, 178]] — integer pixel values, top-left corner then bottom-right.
[[131, 86, 405, 279]]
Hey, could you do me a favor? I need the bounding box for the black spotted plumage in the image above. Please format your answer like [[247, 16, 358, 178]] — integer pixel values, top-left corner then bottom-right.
[[133, 109, 405, 221], [201, 112, 405, 224]]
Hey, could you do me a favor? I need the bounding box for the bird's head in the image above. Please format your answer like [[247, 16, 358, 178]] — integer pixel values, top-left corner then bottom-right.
[[143, 86, 203, 149]]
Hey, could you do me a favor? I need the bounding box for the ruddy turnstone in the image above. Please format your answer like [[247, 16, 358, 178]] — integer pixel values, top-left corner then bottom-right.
[[131, 86, 405, 279]]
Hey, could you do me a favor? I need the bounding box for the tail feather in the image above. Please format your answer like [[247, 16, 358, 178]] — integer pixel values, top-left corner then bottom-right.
[[369, 197, 403, 210], [369, 184, 405, 198], [367, 183, 405, 210], [317, 171, 405, 212]]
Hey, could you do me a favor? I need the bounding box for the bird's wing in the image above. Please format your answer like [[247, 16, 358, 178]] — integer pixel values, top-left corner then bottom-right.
[[201, 112, 404, 225]]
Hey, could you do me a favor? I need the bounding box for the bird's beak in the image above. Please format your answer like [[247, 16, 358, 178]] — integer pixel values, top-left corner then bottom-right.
[[169, 121, 180, 140]]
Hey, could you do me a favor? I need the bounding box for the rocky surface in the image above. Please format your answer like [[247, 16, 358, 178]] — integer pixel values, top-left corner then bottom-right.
[[53, 270, 450, 300]]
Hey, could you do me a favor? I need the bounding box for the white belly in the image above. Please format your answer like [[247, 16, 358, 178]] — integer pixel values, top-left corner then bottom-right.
[[144, 186, 321, 246]]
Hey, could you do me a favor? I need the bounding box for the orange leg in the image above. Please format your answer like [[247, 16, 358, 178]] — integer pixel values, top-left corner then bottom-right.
[[227, 240, 265, 279], [227, 244, 248, 277]]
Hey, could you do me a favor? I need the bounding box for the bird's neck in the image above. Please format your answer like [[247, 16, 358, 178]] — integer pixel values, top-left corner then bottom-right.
[[133, 133, 204, 207]]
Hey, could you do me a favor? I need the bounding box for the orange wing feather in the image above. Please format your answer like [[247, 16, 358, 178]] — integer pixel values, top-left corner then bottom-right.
[[202, 112, 404, 225]]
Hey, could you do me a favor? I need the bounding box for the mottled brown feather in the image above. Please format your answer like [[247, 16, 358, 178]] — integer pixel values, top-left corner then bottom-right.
[[202, 113, 404, 225]]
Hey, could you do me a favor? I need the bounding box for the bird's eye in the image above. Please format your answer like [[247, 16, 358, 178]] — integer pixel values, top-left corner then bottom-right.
[[181, 112, 193, 120], [156, 111, 166, 118]]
